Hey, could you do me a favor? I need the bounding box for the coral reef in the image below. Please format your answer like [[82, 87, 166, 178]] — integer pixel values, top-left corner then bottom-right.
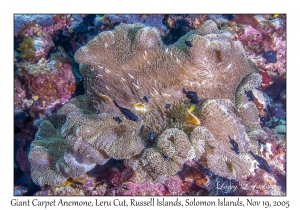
[[14, 185, 28, 196], [219, 15, 286, 90], [238, 169, 283, 195], [16, 46, 76, 109], [100, 15, 165, 32], [164, 14, 208, 30], [262, 127, 286, 176], [28, 20, 267, 187], [18, 33, 54, 63], [14, 14, 55, 35], [14, 75, 27, 108], [274, 125, 286, 136], [13, 14, 285, 196], [179, 160, 211, 190], [15, 14, 74, 38], [120, 181, 169, 196]]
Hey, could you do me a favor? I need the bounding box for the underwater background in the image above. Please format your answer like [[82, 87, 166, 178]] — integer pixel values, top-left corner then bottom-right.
[[14, 14, 286, 196]]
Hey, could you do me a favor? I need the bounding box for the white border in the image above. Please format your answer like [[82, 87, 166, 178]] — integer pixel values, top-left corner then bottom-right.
[[2, 0, 298, 209]]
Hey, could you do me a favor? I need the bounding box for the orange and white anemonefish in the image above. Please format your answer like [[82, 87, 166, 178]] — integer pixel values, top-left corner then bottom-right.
[[186, 105, 200, 125], [132, 103, 147, 111], [99, 94, 112, 102]]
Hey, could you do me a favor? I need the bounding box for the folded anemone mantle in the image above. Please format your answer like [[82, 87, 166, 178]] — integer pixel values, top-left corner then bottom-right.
[[29, 20, 265, 186], [74, 20, 256, 114]]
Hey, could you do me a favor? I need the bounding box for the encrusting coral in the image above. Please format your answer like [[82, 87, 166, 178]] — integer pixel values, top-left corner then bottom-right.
[[18, 33, 54, 63], [17, 46, 76, 108], [29, 20, 267, 186]]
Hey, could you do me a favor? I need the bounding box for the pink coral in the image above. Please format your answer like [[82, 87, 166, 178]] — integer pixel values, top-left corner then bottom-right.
[[238, 169, 283, 195], [25, 61, 75, 102], [262, 127, 286, 176], [32, 33, 55, 62], [109, 167, 135, 187], [163, 175, 186, 195], [120, 181, 170, 196], [17, 47, 76, 108], [17, 33, 54, 64], [17, 15, 74, 38], [222, 15, 286, 90]]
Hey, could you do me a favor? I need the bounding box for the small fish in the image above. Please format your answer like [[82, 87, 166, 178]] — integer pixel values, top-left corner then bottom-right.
[[163, 153, 170, 161], [165, 104, 171, 109], [262, 50, 277, 64], [133, 103, 144, 108], [228, 135, 240, 154], [172, 117, 176, 122], [273, 14, 280, 18], [133, 103, 146, 111], [114, 101, 139, 122], [185, 40, 193, 47], [249, 150, 272, 174], [193, 159, 213, 177], [268, 105, 286, 119], [147, 126, 156, 141], [183, 88, 201, 104], [99, 94, 112, 102], [189, 104, 196, 113], [259, 114, 268, 127], [140, 125, 145, 133], [113, 116, 122, 124], [187, 105, 200, 125], [143, 96, 150, 103], [244, 90, 255, 101]]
